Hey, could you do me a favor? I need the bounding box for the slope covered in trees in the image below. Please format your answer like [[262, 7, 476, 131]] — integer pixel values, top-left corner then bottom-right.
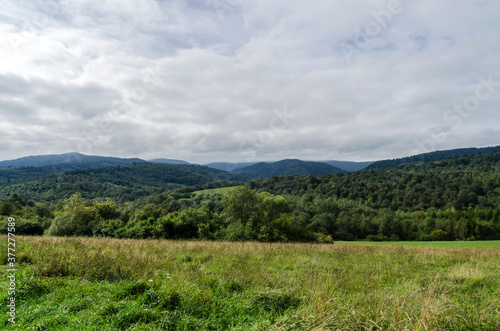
[[246, 151, 500, 241], [321, 160, 374, 172], [0, 152, 145, 169], [366, 145, 500, 169], [148, 158, 190, 165], [250, 151, 500, 212], [233, 159, 345, 179], [0, 163, 243, 203], [1, 150, 499, 242], [0, 153, 148, 186]]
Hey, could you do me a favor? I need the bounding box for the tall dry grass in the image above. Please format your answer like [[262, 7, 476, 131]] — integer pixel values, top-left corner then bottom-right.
[[2, 236, 500, 330]]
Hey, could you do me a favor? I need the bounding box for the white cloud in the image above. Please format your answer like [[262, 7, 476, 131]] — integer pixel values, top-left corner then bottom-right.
[[0, 0, 499, 163]]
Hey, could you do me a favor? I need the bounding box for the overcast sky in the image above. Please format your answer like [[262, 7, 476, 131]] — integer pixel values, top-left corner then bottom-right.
[[1, 0, 499, 163]]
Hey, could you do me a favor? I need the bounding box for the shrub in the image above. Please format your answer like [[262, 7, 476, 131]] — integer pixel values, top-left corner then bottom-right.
[[430, 229, 448, 241], [47, 193, 98, 236], [0, 217, 44, 235], [367, 234, 389, 242]]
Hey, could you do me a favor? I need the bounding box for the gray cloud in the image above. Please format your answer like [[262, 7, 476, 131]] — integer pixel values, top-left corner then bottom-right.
[[0, 0, 499, 163]]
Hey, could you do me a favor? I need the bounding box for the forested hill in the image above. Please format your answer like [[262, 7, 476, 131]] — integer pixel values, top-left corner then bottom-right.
[[149, 158, 190, 165], [0, 153, 149, 186], [233, 159, 345, 179], [249, 151, 500, 213], [1, 150, 499, 242], [0, 163, 243, 203], [321, 160, 374, 172], [171, 164, 245, 182], [204, 162, 258, 172], [0, 152, 145, 169], [366, 145, 500, 169]]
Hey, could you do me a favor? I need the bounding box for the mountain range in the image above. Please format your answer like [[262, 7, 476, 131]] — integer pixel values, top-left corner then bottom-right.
[[0, 153, 373, 182], [0, 145, 498, 200], [149, 158, 191, 165], [0, 153, 374, 175], [205, 160, 374, 172]]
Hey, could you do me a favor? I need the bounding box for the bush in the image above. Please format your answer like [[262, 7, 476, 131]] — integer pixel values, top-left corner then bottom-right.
[[430, 229, 448, 241], [0, 218, 44, 235], [418, 234, 432, 241], [367, 234, 389, 242], [47, 193, 98, 236], [0, 201, 17, 216]]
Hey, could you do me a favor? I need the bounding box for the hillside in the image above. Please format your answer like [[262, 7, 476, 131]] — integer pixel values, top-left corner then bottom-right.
[[208, 160, 374, 172], [249, 151, 500, 214], [321, 160, 375, 172], [174, 164, 246, 182], [366, 145, 500, 169], [0, 165, 65, 185], [233, 159, 345, 179], [204, 162, 258, 172], [0, 153, 147, 186], [1, 148, 499, 243], [0, 152, 145, 169], [149, 158, 190, 165], [0, 163, 242, 203]]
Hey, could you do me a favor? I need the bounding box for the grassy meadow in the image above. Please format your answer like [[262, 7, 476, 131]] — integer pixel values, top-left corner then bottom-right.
[[1, 237, 500, 330], [336, 241, 500, 249]]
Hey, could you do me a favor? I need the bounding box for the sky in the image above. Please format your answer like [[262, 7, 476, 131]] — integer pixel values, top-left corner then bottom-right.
[[1, 0, 499, 164]]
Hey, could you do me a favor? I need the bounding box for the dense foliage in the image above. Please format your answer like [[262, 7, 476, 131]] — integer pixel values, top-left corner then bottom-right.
[[366, 145, 500, 169], [0, 152, 145, 169], [232, 159, 344, 179], [0, 163, 243, 203], [0, 153, 148, 186], [1, 151, 499, 242], [248, 151, 500, 241]]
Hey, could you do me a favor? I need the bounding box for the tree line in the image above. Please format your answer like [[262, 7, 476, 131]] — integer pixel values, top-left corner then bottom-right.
[[1, 151, 499, 242]]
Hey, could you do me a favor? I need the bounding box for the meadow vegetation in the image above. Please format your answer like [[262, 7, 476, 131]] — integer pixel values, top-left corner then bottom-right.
[[1, 236, 499, 330]]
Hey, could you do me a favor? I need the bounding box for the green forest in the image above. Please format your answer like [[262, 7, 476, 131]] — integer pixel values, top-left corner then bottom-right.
[[1, 151, 499, 242]]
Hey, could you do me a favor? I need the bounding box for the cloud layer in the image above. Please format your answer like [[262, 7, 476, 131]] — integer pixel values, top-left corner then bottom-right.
[[1, 0, 499, 163]]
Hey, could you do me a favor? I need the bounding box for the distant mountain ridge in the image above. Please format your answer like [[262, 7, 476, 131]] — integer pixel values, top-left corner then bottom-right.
[[232, 159, 345, 179], [321, 160, 374, 172], [1, 146, 499, 202], [2, 145, 499, 182], [366, 145, 500, 169], [204, 162, 259, 172], [149, 158, 191, 165], [0, 152, 145, 169], [205, 160, 374, 172]]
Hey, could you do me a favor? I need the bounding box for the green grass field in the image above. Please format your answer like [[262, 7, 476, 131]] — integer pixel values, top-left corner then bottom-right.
[[336, 240, 500, 249], [1, 237, 499, 330]]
